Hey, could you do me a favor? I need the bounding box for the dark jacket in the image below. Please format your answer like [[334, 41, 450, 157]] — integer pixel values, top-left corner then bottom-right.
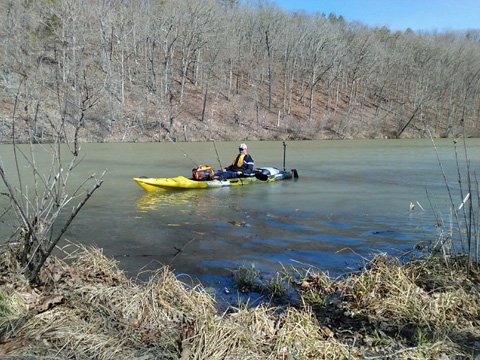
[[227, 153, 254, 174]]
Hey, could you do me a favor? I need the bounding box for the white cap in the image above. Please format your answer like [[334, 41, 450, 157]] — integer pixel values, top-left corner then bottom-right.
[[239, 143, 247, 149]]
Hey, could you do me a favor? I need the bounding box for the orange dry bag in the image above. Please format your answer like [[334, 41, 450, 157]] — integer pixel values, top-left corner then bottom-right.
[[192, 165, 214, 180]]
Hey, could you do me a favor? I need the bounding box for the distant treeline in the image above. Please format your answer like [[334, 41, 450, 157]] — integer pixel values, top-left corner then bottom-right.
[[1, 0, 480, 143]]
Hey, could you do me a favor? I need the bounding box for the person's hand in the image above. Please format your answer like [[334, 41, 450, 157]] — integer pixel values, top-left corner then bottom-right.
[[237, 171, 242, 176]]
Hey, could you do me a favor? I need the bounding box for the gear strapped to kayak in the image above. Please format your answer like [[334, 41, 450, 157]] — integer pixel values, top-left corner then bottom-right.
[[192, 165, 215, 180]]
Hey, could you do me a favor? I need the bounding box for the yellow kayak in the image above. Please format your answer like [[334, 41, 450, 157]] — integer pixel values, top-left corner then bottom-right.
[[133, 167, 298, 192]]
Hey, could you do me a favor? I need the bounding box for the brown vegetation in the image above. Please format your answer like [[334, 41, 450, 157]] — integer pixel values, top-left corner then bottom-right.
[[1, 0, 480, 144], [0, 245, 478, 359]]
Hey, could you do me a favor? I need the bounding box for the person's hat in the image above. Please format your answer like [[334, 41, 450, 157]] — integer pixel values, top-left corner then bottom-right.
[[239, 143, 247, 150]]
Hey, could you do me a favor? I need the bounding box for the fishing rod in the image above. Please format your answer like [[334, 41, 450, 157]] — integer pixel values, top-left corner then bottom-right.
[[212, 140, 223, 169], [167, 135, 198, 167]]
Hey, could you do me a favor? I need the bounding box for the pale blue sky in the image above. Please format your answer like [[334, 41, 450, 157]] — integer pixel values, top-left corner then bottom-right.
[[271, 0, 480, 31]]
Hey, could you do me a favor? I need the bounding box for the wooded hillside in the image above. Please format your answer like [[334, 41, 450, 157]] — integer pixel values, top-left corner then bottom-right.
[[1, 0, 480, 143]]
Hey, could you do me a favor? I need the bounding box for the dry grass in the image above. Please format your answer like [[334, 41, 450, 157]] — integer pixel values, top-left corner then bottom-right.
[[340, 254, 480, 329], [0, 246, 479, 359], [332, 254, 480, 358]]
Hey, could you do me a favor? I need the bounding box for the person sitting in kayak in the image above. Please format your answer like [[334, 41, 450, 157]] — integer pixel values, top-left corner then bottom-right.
[[217, 143, 254, 179]]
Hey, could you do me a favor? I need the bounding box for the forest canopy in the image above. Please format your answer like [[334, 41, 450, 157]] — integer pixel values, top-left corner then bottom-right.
[[1, 0, 479, 143]]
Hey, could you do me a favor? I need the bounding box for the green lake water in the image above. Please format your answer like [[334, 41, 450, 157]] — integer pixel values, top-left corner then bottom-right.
[[1, 139, 478, 302]]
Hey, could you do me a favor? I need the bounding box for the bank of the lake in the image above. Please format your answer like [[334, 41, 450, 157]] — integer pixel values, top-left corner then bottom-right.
[[0, 244, 479, 359]]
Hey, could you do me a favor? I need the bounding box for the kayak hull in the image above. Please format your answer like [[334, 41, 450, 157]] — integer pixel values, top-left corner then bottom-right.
[[133, 168, 297, 192]]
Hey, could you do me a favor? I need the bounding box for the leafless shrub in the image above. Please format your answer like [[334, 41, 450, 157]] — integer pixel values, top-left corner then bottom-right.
[[0, 72, 105, 284], [428, 131, 479, 270]]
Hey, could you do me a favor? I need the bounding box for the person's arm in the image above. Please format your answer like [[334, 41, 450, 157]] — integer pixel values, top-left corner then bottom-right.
[[243, 155, 254, 174], [224, 158, 234, 171]]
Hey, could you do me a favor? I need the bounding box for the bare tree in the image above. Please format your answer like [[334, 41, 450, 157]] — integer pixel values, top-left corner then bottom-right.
[[299, 16, 334, 123], [1, 0, 480, 142]]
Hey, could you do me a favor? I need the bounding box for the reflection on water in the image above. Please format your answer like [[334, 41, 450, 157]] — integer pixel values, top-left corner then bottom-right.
[[136, 190, 201, 211]]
